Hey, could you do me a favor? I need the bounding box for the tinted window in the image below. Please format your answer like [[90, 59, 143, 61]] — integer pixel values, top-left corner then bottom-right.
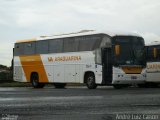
[[147, 46, 152, 61], [157, 46, 160, 60], [24, 42, 35, 55], [49, 39, 63, 53], [147, 45, 160, 62], [14, 43, 24, 56], [78, 35, 101, 51], [14, 34, 103, 55], [112, 36, 145, 66], [36, 41, 48, 54], [63, 38, 75, 52], [100, 36, 111, 48], [95, 49, 102, 64]]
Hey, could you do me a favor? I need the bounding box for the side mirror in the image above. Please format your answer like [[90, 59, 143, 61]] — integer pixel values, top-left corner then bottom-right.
[[115, 45, 120, 56], [153, 48, 157, 58]]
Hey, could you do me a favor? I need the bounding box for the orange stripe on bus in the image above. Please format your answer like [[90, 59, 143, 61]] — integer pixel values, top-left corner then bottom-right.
[[16, 38, 36, 43], [19, 55, 48, 83]]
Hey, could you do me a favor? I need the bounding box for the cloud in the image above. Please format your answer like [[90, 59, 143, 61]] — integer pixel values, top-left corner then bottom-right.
[[0, 0, 160, 66], [141, 32, 160, 44]]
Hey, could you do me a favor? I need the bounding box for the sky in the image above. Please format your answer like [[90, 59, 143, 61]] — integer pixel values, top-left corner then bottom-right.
[[0, 0, 160, 66]]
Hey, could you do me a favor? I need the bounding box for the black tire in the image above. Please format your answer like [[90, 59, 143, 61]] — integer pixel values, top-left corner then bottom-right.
[[31, 73, 45, 88], [86, 73, 97, 89], [53, 83, 66, 88]]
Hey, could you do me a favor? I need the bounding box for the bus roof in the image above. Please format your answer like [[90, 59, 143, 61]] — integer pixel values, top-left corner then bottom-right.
[[16, 38, 37, 43], [16, 30, 142, 43]]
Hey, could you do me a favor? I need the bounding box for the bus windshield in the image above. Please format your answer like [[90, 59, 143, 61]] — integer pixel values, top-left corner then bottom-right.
[[112, 36, 145, 66]]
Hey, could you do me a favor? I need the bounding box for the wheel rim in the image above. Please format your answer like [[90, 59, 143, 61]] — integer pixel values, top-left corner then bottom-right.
[[87, 76, 94, 87], [32, 76, 38, 86]]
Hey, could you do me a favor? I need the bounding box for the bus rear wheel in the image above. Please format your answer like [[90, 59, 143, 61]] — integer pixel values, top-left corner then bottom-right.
[[31, 73, 45, 88], [85, 73, 97, 89], [53, 83, 66, 88]]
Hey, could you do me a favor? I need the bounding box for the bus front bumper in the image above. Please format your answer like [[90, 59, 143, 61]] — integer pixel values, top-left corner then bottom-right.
[[112, 74, 146, 84]]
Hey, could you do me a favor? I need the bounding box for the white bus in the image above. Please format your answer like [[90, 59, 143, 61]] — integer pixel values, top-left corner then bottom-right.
[[146, 41, 160, 87], [13, 30, 146, 89]]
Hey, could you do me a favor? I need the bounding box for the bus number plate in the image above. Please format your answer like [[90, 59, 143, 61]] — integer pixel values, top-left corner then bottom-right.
[[131, 76, 137, 79]]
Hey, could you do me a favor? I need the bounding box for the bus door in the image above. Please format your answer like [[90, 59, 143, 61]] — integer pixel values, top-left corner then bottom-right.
[[102, 48, 112, 84]]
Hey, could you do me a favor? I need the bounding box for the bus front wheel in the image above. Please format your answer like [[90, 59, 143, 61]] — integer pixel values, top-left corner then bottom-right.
[[85, 73, 97, 89], [31, 73, 45, 88]]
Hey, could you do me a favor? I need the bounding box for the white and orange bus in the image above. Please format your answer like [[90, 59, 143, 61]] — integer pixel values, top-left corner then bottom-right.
[[13, 30, 146, 89], [146, 41, 160, 87]]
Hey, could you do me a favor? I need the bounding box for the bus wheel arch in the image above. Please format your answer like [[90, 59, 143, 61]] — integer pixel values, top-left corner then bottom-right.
[[30, 72, 45, 88], [84, 71, 97, 89]]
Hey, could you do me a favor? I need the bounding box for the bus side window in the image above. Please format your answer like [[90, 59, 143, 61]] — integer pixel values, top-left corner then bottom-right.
[[36, 41, 48, 54], [79, 36, 92, 51], [153, 47, 157, 59], [14, 43, 24, 56], [63, 38, 76, 52], [24, 42, 36, 55], [78, 36, 100, 51], [95, 49, 102, 64], [147, 46, 160, 62], [158, 47, 160, 60], [100, 36, 111, 48], [49, 39, 63, 53], [147, 47, 153, 62]]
